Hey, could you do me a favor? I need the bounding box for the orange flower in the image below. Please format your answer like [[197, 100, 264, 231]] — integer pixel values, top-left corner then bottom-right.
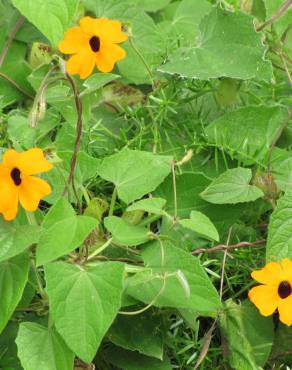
[[249, 259, 292, 326], [0, 148, 53, 221], [59, 16, 128, 79]]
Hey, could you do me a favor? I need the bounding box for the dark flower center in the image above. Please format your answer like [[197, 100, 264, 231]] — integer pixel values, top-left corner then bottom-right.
[[89, 36, 100, 52], [10, 167, 22, 186], [278, 281, 291, 299]]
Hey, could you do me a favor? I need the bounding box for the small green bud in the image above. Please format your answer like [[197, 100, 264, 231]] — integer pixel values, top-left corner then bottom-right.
[[253, 169, 279, 200], [29, 42, 52, 69], [122, 210, 144, 225], [215, 78, 239, 107], [84, 198, 109, 221]]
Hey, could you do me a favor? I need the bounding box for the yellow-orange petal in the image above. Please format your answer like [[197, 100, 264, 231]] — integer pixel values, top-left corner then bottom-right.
[[280, 258, 292, 284], [79, 17, 128, 44], [96, 43, 126, 73], [0, 184, 17, 212], [0, 182, 19, 221], [66, 50, 96, 79], [18, 148, 53, 175], [79, 16, 97, 36], [58, 26, 87, 54], [251, 261, 283, 286], [278, 296, 292, 326], [0, 164, 13, 185], [0, 165, 17, 214], [19, 176, 51, 212], [1, 194, 19, 221], [248, 285, 279, 316], [96, 19, 128, 44], [2, 149, 20, 169]]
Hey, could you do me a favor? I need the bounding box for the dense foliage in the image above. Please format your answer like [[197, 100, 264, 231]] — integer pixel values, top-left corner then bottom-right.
[[0, 0, 292, 369]]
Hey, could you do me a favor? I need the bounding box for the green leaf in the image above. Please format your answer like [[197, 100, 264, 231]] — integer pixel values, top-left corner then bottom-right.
[[7, 115, 35, 149], [99, 149, 172, 204], [82, 73, 120, 95], [16, 323, 74, 370], [220, 300, 273, 369], [104, 216, 151, 246], [117, 10, 166, 84], [0, 219, 40, 263], [200, 168, 264, 204], [252, 0, 266, 21], [104, 345, 172, 370], [7, 111, 59, 149], [170, 0, 212, 45], [158, 8, 272, 80], [126, 241, 221, 314], [0, 41, 33, 107], [0, 253, 30, 333], [126, 198, 166, 215], [45, 261, 125, 363], [108, 311, 163, 359], [11, 0, 79, 46], [266, 191, 292, 261], [58, 151, 101, 184], [271, 148, 292, 192], [270, 323, 292, 365], [43, 197, 75, 227], [179, 309, 199, 331], [205, 106, 285, 164], [155, 173, 243, 232], [44, 151, 100, 204], [17, 270, 36, 310], [0, 321, 22, 370], [154, 173, 213, 218], [87, 0, 171, 13], [242, 302, 274, 367], [179, 210, 219, 241], [36, 198, 98, 266], [131, 0, 171, 12]]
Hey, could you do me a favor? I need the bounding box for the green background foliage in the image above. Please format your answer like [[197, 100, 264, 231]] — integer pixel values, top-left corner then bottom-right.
[[0, 0, 292, 369]]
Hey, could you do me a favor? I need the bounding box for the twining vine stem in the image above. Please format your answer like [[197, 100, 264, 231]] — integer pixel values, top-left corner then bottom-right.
[[118, 276, 166, 316], [193, 320, 217, 370], [62, 73, 83, 212], [0, 72, 34, 99], [118, 238, 166, 316], [193, 228, 232, 370], [256, 0, 292, 32], [0, 16, 34, 99], [129, 37, 154, 88], [219, 228, 232, 300], [108, 187, 117, 217], [192, 239, 266, 256], [29, 65, 59, 128], [267, 109, 292, 174], [280, 52, 292, 86], [87, 238, 113, 261], [0, 15, 25, 68], [171, 161, 178, 221], [25, 211, 47, 300]]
